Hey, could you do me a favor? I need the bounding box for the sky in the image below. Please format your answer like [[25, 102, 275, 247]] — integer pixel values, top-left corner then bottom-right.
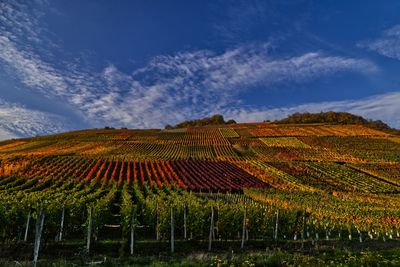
[[1, 0, 400, 139]]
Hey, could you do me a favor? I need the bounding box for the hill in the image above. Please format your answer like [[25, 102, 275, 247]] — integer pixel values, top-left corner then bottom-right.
[[274, 111, 400, 135], [165, 114, 236, 129], [0, 121, 399, 264], [0, 122, 399, 190]]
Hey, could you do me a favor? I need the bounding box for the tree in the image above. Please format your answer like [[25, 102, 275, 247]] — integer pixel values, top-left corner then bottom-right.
[[274, 111, 399, 134], [166, 114, 236, 129]]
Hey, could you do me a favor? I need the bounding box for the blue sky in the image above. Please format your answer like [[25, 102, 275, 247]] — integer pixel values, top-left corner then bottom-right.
[[1, 0, 400, 139]]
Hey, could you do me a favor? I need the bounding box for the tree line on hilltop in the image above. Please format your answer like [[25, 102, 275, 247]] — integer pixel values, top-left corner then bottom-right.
[[274, 111, 399, 134], [164, 111, 398, 135], [165, 114, 236, 129]]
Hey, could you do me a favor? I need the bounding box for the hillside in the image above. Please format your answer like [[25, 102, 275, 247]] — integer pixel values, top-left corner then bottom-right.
[[274, 111, 400, 135], [0, 122, 399, 263], [0, 122, 399, 191]]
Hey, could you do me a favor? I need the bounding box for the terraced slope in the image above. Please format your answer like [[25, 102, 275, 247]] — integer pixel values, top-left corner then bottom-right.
[[0, 123, 399, 259], [0, 123, 398, 192]]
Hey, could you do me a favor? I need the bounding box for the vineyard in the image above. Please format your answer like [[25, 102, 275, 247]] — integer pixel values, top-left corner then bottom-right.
[[0, 123, 399, 265]]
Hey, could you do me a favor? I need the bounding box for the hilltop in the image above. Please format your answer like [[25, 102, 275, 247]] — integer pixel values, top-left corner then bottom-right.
[[274, 111, 400, 135], [165, 114, 236, 129]]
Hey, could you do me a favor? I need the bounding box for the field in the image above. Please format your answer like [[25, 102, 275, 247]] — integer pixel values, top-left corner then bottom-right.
[[0, 123, 399, 266]]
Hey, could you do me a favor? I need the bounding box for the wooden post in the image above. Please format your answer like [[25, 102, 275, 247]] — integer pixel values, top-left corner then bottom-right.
[[58, 206, 65, 242], [156, 202, 160, 241], [241, 205, 247, 249], [24, 210, 31, 242], [183, 205, 187, 240], [208, 206, 214, 252], [33, 208, 45, 267], [170, 206, 175, 253], [130, 209, 135, 255], [301, 210, 306, 250], [325, 227, 329, 241], [274, 210, 279, 244], [86, 207, 93, 253]]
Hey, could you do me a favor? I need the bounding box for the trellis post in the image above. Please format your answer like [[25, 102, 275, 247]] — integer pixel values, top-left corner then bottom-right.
[[33, 208, 45, 267], [58, 205, 65, 242], [274, 210, 279, 244], [241, 205, 247, 249], [130, 208, 135, 255], [301, 209, 306, 250], [183, 205, 187, 240], [86, 206, 93, 253], [170, 206, 175, 253], [24, 209, 31, 242], [208, 206, 214, 252]]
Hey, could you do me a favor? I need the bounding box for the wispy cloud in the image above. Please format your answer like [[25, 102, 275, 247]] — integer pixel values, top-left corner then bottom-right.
[[89, 47, 376, 128], [0, 0, 383, 135], [0, 99, 72, 140], [222, 92, 400, 128], [0, 35, 69, 95], [359, 25, 400, 60], [0, 35, 379, 129], [0, 0, 74, 98], [211, 0, 309, 45], [0, 129, 15, 141], [212, 0, 272, 43]]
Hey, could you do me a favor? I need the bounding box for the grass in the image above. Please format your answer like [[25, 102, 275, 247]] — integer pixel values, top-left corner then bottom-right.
[[1, 244, 400, 266]]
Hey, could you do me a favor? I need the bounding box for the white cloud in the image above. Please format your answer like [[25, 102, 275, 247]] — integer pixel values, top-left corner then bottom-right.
[[0, 0, 385, 134], [0, 99, 72, 140], [0, 35, 69, 95], [222, 92, 400, 128], [1, 26, 377, 129], [0, 129, 15, 141], [360, 25, 400, 60], [86, 48, 376, 128]]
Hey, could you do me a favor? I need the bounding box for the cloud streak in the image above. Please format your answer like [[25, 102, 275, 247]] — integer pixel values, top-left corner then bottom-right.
[[89, 47, 376, 128], [0, 99, 72, 140], [360, 25, 400, 60]]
